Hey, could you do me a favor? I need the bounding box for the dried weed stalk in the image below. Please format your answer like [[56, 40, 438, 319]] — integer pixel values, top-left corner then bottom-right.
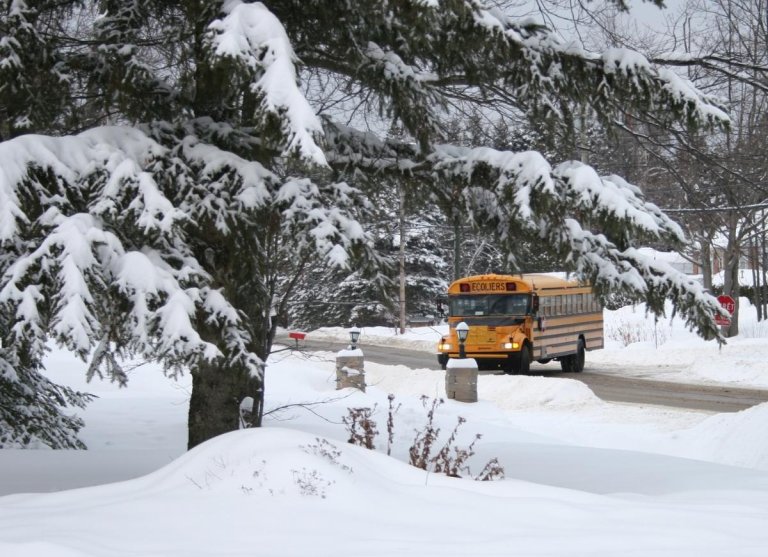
[[343, 406, 378, 450], [386, 393, 400, 456], [408, 395, 442, 470], [343, 395, 504, 481]]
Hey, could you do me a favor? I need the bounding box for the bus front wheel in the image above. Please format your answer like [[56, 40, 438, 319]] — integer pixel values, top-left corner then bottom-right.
[[506, 345, 530, 375], [437, 354, 448, 370]]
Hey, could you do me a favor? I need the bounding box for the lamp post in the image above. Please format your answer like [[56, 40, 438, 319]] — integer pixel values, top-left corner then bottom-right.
[[445, 320, 477, 403], [456, 321, 469, 359], [336, 325, 365, 392], [349, 325, 361, 350]]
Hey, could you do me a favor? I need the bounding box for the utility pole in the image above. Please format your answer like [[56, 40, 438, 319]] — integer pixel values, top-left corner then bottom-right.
[[399, 184, 406, 334], [453, 214, 461, 281]]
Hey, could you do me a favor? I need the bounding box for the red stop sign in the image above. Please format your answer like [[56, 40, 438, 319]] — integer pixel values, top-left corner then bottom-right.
[[717, 295, 735, 314], [715, 295, 735, 326]]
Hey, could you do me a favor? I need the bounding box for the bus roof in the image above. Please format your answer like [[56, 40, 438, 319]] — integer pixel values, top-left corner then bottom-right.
[[448, 273, 587, 294]]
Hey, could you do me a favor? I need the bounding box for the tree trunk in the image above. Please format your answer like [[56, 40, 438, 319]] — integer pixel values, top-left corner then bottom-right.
[[762, 228, 768, 321], [751, 237, 762, 321], [187, 360, 263, 449], [722, 224, 741, 337], [700, 240, 713, 292], [185, 211, 277, 449]]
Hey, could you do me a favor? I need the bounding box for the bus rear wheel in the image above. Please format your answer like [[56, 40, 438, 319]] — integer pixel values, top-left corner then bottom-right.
[[574, 339, 585, 373], [559, 355, 574, 372], [560, 340, 585, 373]]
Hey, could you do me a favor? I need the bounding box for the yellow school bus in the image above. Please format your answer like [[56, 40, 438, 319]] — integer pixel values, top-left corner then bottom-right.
[[436, 273, 603, 374]]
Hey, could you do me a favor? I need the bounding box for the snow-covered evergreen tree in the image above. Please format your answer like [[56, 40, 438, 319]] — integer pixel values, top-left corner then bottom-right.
[[288, 192, 451, 330], [0, 0, 730, 448]]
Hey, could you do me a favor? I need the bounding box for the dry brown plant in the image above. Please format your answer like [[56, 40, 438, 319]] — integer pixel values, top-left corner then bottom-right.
[[343, 395, 505, 481]]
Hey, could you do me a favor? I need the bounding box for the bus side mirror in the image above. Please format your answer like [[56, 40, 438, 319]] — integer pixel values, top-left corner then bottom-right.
[[531, 295, 539, 314]]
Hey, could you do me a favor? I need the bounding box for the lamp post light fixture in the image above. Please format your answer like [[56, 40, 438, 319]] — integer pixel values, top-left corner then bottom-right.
[[349, 325, 361, 350], [455, 321, 469, 359]]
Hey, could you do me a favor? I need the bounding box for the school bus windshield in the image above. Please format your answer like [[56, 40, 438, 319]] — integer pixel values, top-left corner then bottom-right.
[[449, 294, 530, 317]]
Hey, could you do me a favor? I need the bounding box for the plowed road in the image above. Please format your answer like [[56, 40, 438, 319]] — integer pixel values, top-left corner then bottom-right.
[[282, 337, 768, 413]]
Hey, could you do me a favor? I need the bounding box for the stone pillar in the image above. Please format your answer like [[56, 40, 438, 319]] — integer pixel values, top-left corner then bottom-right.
[[445, 358, 478, 402], [336, 348, 365, 392]]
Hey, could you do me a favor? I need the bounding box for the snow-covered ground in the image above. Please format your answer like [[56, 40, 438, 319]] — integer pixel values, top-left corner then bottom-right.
[[2, 300, 768, 556]]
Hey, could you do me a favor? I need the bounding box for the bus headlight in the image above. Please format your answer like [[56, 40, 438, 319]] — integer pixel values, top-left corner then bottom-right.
[[503, 342, 520, 350], [439, 343, 452, 351]]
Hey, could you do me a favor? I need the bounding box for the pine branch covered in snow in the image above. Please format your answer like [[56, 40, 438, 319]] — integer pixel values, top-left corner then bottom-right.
[[421, 145, 726, 340], [207, 0, 326, 165], [0, 125, 374, 447], [0, 352, 93, 449], [273, 0, 727, 149], [0, 0, 69, 135]]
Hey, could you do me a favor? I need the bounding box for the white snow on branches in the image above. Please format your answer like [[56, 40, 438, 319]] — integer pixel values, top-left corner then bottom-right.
[[561, 218, 725, 331], [656, 68, 729, 122], [469, 4, 728, 127], [276, 178, 368, 268], [0, 123, 373, 409], [0, 127, 257, 377], [429, 145, 685, 242], [114, 249, 219, 363], [0, 127, 166, 242], [431, 145, 556, 223], [208, 1, 326, 164], [554, 162, 685, 241], [179, 136, 273, 209], [363, 42, 436, 83], [425, 143, 723, 339]]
